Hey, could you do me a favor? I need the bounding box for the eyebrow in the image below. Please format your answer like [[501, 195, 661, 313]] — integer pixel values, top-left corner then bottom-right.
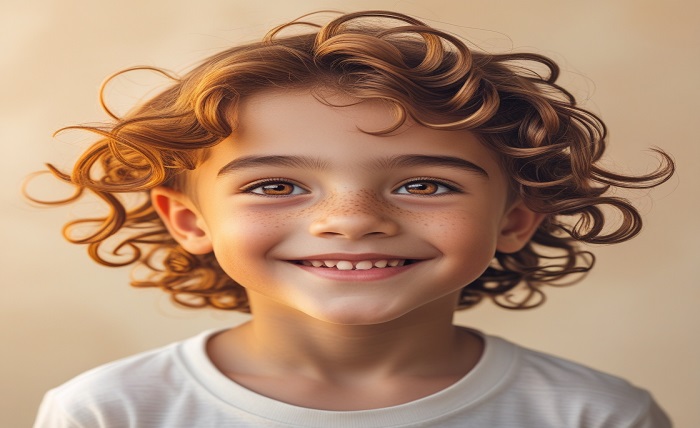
[[217, 154, 488, 178], [217, 155, 329, 176], [372, 154, 489, 178]]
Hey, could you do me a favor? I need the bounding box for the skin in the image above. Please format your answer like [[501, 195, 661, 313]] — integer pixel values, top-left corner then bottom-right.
[[152, 90, 543, 410]]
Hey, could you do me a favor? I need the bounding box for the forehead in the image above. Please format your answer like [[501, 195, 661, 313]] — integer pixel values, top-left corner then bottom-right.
[[237, 89, 400, 137], [233, 90, 490, 149], [197, 90, 508, 185]]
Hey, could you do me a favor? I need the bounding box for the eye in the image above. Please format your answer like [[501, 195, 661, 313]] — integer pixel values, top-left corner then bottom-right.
[[242, 179, 308, 196], [394, 179, 459, 196]]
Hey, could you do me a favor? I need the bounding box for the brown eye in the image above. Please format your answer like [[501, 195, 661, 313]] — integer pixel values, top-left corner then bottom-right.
[[261, 183, 294, 195], [396, 180, 455, 195], [246, 181, 307, 196], [405, 182, 439, 194]]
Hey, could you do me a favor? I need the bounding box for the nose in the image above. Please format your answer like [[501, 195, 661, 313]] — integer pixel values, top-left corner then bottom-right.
[[308, 190, 400, 240]]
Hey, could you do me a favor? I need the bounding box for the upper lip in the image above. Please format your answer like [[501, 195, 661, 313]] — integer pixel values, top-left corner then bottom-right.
[[292, 253, 420, 261]]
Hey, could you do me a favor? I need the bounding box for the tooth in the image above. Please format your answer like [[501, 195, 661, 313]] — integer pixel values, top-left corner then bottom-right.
[[397, 260, 406, 267], [336, 261, 354, 270], [373, 260, 388, 268], [323, 260, 337, 268], [310, 260, 324, 267], [388, 260, 400, 267], [301, 261, 313, 267], [355, 261, 373, 270]]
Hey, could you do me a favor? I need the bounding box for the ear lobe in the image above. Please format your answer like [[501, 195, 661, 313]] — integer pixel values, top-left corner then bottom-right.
[[151, 187, 213, 255], [496, 200, 546, 254]]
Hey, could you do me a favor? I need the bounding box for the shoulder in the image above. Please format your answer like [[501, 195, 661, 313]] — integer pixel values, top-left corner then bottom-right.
[[478, 333, 671, 427], [515, 344, 646, 398], [34, 331, 214, 427], [52, 340, 182, 397]]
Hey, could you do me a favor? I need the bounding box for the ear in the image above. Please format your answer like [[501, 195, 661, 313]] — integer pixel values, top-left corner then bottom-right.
[[496, 200, 546, 254], [150, 187, 213, 255]]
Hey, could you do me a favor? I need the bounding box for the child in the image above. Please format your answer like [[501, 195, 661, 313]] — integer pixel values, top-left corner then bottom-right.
[[32, 10, 674, 427]]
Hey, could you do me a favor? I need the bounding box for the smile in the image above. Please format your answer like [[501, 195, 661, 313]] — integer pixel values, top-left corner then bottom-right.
[[289, 256, 422, 281], [295, 259, 411, 270]]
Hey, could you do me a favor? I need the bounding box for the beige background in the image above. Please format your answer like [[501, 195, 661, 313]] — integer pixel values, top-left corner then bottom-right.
[[2, 0, 698, 426]]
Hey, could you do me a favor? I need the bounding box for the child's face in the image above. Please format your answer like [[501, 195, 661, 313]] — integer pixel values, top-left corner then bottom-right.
[[156, 90, 540, 325]]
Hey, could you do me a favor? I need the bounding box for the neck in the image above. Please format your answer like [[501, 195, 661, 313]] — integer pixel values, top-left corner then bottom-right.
[[209, 292, 481, 383]]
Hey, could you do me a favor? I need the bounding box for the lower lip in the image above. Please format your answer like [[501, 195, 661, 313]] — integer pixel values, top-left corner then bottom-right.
[[293, 262, 419, 281]]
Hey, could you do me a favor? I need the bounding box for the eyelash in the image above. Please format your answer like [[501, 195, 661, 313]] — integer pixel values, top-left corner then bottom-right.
[[240, 178, 309, 197], [239, 177, 461, 197], [393, 178, 462, 196]]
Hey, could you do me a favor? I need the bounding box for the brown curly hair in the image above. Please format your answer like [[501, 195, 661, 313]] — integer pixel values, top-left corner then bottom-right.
[[28, 10, 674, 312]]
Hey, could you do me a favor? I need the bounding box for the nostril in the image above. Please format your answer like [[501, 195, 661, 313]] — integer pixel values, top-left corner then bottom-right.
[[308, 215, 400, 240]]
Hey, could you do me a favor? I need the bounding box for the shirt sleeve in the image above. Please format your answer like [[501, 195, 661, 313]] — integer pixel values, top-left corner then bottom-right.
[[630, 393, 673, 428], [33, 390, 84, 428]]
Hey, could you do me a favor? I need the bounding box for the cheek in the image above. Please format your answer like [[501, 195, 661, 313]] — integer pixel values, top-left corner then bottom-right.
[[216, 211, 282, 244], [208, 210, 297, 284], [410, 209, 501, 268], [411, 208, 500, 241]]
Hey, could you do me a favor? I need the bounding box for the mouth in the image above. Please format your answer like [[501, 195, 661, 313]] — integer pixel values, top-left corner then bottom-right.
[[291, 259, 417, 271]]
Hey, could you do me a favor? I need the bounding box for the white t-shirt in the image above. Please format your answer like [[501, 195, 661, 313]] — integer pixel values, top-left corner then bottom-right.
[[34, 329, 671, 427]]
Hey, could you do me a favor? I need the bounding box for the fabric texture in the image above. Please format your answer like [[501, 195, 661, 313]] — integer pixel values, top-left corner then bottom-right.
[[34, 329, 671, 428]]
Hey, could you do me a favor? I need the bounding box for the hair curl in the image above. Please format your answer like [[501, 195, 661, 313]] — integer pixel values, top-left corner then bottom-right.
[[27, 10, 674, 311]]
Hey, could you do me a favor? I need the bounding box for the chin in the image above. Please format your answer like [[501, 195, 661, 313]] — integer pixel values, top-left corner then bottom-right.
[[304, 300, 413, 326]]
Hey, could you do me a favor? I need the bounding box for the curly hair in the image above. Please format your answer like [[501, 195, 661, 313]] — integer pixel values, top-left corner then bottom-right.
[[28, 10, 674, 311]]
